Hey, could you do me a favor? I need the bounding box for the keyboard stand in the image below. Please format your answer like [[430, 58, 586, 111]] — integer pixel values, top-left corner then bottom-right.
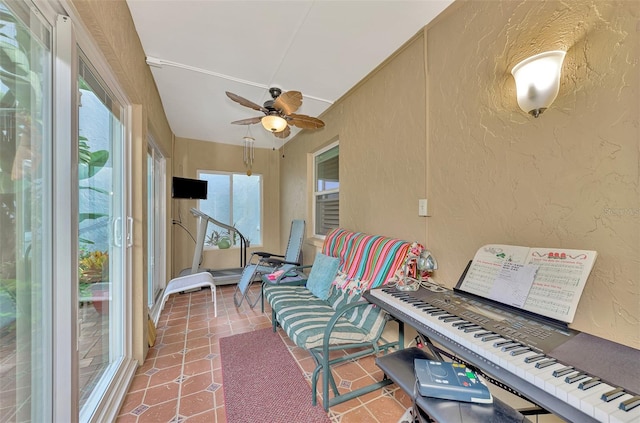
[[376, 347, 531, 423]]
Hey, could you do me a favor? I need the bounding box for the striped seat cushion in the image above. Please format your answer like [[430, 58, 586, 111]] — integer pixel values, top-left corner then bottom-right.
[[265, 284, 386, 350]]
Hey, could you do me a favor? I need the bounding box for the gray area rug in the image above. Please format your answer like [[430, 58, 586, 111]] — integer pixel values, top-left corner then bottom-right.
[[220, 328, 331, 423]]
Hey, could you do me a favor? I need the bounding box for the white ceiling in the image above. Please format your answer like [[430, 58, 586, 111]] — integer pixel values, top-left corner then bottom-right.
[[126, 0, 453, 149]]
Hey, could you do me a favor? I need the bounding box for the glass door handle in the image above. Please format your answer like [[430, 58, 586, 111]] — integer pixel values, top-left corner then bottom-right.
[[126, 216, 134, 248], [113, 216, 122, 248]]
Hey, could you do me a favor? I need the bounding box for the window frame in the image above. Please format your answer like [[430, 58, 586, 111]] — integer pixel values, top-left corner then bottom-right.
[[197, 170, 263, 248], [312, 141, 339, 238], [50, 3, 137, 422]]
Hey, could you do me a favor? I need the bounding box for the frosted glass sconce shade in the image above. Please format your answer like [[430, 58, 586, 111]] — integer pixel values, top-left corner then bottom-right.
[[261, 115, 288, 132], [511, 50, 566, 118]]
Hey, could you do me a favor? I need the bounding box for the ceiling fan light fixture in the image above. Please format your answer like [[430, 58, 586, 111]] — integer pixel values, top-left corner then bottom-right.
[[261, 115, 288, 133]]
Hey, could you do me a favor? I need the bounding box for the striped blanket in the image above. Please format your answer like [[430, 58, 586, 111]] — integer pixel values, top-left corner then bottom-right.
[[322, 228, 411, 290]]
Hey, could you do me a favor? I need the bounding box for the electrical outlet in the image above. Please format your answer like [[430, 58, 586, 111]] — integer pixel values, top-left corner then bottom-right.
[[418, 199, 429, 216]]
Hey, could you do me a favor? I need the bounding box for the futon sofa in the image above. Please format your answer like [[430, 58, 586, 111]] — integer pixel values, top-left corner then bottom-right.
[[264, 228, 417, 410]]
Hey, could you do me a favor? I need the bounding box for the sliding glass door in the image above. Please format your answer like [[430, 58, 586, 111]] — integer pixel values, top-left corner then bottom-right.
[[1, 2, 136, 421], [0, 1, 53, 421], [77, 53, 127, 418]]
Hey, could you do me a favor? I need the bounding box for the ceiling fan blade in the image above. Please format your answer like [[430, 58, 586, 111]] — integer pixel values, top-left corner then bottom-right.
[[274, 91, 302, 115], [226, 91, 268, 113], [287, 113, 325, 130], [273, 125, 291, 139], [230, 117, 262, 125]]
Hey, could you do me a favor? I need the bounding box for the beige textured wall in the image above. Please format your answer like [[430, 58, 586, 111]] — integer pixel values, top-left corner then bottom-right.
[[284, 34, 429, 263], [172, 138, 281, 276], [71, 0, 172, 153], [426, 0, 638, 348], [282, 0, 639, 349]]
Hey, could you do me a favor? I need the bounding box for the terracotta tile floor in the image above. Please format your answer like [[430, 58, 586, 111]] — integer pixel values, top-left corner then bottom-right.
[[116, 284, 412, 423], [116, 284, 562, 423]]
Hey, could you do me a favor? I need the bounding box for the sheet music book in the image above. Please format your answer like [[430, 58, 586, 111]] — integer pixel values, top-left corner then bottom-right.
[[456, 245, 597, 323]]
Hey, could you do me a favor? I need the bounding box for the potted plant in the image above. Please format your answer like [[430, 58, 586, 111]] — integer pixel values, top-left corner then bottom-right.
[[206, 229, 231, 249], [79, 249, 109, 315], [217, 234, 231, 249]]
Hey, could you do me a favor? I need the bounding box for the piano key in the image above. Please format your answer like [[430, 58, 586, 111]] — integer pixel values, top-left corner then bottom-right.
[[464, 326, 484, 333], [475, 336, 526, 373], [499, 347, 536, 375], [565, 372, 589, 384], [455, 322, 476, 329], [524, 353, 545, 363], [567, 382, 611, 415], [494, 339, 516, 348], [458, 326, 536, 378], [477, 337, 509, 363], [367, 289, 628, 422], [581, 382, 616, 417], [533, 362, 567, 389], [619, 395, 640, 411], [416, 303, 439, 310], [554, 371, 595, 405], [509, 351, 547, 380], [595, 393, 635, 422], [610, 405, 640, 423], [509, 347, 531, 356], [602, 387, 625, 402], [523, 358, 547, 381], [552, 366, 575, 377], [471, 331, 507, 357], [535, 358, 558, 368], [546, 370, 581, 401], [580, 378, 602, 390], [501, 343, 523, 352]]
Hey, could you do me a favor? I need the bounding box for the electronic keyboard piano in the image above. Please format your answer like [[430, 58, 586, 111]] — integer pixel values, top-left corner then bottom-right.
[[365, 285, 640, 423]]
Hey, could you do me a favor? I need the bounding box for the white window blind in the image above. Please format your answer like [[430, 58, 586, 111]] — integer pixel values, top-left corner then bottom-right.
[[314, 144, 339, 236]]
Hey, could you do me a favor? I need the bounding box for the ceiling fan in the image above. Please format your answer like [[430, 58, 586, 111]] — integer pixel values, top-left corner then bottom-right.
[[225, 87, 325, 139]]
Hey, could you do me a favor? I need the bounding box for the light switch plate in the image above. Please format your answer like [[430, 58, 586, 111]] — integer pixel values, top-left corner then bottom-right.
[[419, 199, 428, 216]]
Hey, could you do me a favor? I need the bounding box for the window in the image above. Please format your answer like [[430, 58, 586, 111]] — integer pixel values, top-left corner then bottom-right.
[[314, 143, 339, 236], [147, 142, 166, 313], [0, 2, 53, 420], [0, 2, 136, 421], [198, 172, 262, 247], [77, 50, 129, 419]]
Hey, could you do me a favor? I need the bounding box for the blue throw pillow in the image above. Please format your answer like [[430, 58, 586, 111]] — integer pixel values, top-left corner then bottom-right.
[[306, 252, 340, 300]]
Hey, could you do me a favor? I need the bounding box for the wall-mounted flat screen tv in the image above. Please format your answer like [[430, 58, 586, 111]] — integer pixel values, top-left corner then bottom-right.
[[172, 177, 208, 200]]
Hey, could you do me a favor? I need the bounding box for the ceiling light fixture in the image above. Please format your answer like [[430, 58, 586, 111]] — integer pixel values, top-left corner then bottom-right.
[[261, 115, 288, 133], [511, 50, 566, 118]]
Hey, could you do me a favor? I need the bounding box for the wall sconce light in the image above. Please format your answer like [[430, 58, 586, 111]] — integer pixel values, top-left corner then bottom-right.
[[261, 114, 288, 133], [511, 50, 566, 118], [243, 132, 255, 176]]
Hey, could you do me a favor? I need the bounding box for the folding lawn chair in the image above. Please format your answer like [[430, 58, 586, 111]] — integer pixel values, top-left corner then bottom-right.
[[233, 219, 305, 308]]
